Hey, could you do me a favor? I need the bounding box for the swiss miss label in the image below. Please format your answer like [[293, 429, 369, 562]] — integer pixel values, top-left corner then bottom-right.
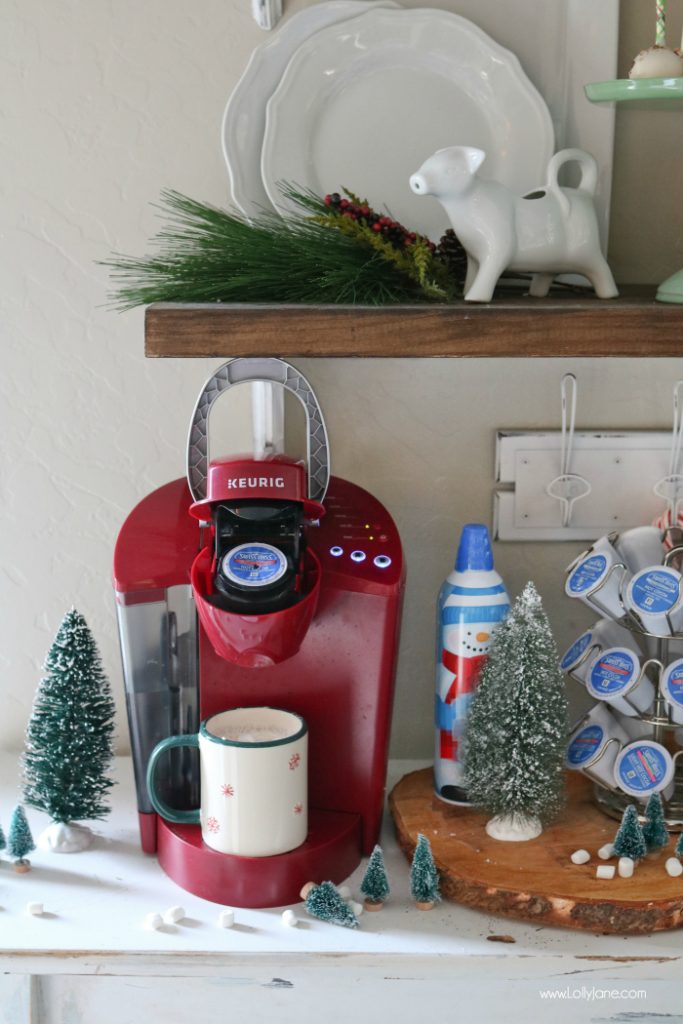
[[567, 725, 603, 766], [561, 631, 593, 671], [617, 744, 669, 793], [222, 543, 287, 588], [589, 649, 637, 696], [664, 662, 683, 706], [568, 555, 607, 594], [630, 569, 680, 613]]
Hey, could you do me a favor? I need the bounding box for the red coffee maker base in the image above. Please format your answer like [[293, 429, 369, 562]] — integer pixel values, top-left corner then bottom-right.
[[156, 809, 362, 907]]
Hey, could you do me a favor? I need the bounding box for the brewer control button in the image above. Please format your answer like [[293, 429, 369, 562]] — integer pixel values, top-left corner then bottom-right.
[[330, 546, 344, 557], [350, 550, 366, 563], [374, 555, 392, 569]]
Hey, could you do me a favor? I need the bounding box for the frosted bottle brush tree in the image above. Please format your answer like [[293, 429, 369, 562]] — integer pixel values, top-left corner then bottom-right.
[[464, 582, 568, 841], [22, 609, 116, 853]]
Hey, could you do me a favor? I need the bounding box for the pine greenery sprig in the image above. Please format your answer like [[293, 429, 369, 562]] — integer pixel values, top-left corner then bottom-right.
[[104, 189, 458, 309]]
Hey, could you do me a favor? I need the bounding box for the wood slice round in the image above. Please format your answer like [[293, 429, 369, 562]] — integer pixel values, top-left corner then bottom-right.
[[389, 768, 683, 934]]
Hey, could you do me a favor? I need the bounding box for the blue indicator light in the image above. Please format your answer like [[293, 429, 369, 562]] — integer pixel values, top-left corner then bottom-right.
[[330, 546, 344, 557], [374, 555, 392, 569], [350, 550, 366, 563]]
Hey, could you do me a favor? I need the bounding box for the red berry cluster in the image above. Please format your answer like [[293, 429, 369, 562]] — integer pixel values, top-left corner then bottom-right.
[[324, 193, 436, 252]]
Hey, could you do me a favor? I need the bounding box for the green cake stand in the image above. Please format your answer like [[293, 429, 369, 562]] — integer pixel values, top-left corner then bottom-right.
[[585, 76, 683, 304]]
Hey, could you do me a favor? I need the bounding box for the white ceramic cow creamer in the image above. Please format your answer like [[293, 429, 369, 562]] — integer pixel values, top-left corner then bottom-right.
[[410, 147, 618, 303]]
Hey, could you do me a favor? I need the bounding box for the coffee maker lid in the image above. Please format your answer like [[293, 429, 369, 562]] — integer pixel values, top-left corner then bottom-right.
[[188, 455, 326, 521]]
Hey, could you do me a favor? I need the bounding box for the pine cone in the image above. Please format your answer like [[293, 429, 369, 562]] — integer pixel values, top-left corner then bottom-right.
[[436, 229, 467, 282]]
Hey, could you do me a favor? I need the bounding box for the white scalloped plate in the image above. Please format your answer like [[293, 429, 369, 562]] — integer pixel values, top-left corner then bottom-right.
[[261, 7, 554, 240], [222, 0, 399, 218]]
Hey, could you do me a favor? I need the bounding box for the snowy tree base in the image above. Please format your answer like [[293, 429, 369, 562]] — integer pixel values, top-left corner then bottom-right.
[[38, 822, 94, 853], [485, 813, 542, 842], [415, 900, 436, 911], [13, 859, 31, 873]]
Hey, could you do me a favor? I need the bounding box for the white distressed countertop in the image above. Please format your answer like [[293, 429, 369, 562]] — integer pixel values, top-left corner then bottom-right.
[[1, 753, 683, 968]]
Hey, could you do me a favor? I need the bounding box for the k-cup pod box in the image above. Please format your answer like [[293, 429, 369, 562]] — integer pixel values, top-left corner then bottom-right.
[[565, 537, 630, 621], [614, 526, 665, 575], [585, 646, 655, 717], [614, 740, 675, 801], [624, 565, 683, 636], [661, 658, 683, 725], [560, 618, 642, 685], [566, 703, 630, 788]]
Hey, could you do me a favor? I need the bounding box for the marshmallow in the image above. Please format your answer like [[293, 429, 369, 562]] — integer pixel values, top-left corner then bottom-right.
[[570, 849, 590, 865], [596, 865, 615, 880], [666, 857, 683, 878], [26, 902, 43, 916], [618, 857, 634, 878], [598, 843, 615, 860], [218, 909, 235, 928], [282, 909, 298, 928], [349, 901, 363, 916], [336, 885, 351, 900], [144, 912, 164, 930], [163, 905, 185, 925]]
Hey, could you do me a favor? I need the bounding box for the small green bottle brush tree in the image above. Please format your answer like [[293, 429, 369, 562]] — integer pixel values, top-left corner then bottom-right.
[[8, 806, 35, 873], [300, 881, 359, 929], [22, 609, 116, 853], [360, 845, 390, 911], [642, 792, 669, 854], [410, 833, 441, 910], [613, 805, 647, 862]]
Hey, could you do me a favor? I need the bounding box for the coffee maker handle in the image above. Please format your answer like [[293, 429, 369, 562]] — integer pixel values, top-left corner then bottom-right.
[[146, 735, 201, 825], [187, 358, 330, 505]]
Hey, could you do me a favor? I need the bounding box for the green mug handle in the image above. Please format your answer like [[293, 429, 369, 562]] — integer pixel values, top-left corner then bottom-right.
[[146, 734, 200, 825]]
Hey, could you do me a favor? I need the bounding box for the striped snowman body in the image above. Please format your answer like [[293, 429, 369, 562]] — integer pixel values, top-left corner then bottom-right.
[[434, 529, 509, 804]]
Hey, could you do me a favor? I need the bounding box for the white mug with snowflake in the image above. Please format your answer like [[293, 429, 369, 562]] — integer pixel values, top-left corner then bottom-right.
[[146, 706, 308, 856]]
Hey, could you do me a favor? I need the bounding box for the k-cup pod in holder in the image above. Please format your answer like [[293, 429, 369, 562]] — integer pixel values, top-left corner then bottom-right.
[[613, 707, 656, 741], [585, 646, 655, 717], [566, 703, 630, 788], [565, 537, 630, 621], [560, 618, 642, 686], [614, 740, 675, 802], [660, 658, 683, 725], [614, 526, 665, 575], [624, 565, 683, 637]]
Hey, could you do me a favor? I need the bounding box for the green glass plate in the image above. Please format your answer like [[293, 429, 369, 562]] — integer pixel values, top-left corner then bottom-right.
[[585, 77, 683, 103]]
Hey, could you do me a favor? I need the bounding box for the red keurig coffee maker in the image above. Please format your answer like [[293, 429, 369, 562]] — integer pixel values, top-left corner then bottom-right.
[[113, 359, 405, 907]]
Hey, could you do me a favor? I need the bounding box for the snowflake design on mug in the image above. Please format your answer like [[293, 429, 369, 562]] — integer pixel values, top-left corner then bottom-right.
[[221, 783, 234, 797], [289, 752, 301, 771], [293, 803, 303, 815], [206, 816, 220, 833]]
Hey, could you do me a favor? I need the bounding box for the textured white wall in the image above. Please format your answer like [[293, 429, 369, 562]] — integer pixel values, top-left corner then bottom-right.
[[1, 0, 682, 758]]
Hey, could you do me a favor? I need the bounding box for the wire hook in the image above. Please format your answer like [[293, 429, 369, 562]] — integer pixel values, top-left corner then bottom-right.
[[546, 373, 591, 527], [654, 380, 683, 527]]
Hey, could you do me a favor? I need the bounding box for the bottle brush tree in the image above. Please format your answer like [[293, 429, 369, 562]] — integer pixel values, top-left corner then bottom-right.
[[0, 822, 5, 856], [676, 830, 683, 859], [8, 806, 35, 871], [410, 833, 440, 909], [642, 791, 669, 853], [22, 609, 116, 853], [464, 581, 568, 841], [613, 804, 647, 862], [301, 881, 359, 928], [360, 845, 390, 909]]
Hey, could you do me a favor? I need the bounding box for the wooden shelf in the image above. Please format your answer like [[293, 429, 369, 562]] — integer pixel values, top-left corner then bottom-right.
[[145, 286, 682, 359]]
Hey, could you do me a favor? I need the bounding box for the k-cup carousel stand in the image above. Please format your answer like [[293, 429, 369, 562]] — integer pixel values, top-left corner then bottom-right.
[[563, 528, 683, 830]]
